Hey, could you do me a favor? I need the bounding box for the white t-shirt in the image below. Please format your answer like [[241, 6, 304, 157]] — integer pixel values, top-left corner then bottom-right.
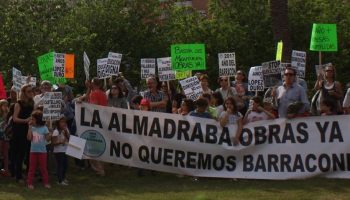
[[219, 111, 242, 125], [52, 129, 69, 153], [245, 110, 269, 123]]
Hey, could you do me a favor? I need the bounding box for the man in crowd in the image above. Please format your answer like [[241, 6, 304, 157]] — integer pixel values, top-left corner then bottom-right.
[[142, 77, 168, 113]]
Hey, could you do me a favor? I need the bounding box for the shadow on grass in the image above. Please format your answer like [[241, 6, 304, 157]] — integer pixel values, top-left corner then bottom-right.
[[1, 164, 350, 200]]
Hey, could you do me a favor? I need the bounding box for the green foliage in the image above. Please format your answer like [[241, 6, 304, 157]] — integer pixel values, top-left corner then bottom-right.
[[0, 0, 349, 92]]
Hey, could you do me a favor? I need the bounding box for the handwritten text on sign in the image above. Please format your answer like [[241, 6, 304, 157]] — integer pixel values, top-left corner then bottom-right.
[[171, 44, 206, 71]]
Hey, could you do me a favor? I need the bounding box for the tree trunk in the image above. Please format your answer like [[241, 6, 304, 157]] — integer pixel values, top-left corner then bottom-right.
[[270, 0, 292, 63]]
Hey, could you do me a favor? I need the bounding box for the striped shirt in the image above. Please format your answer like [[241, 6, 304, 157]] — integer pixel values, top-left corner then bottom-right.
[[143, 90, 166, 113]]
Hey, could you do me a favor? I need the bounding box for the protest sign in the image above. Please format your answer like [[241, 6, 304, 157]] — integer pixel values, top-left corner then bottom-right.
[[20, 76, 36, 87], [248, 66, 264, 92], [77, 103, 350, 179], [179, 76, 203, 101], [0, 73, 6, 99], [141, 58, 156, 79], [83, 51, 90, 80], [97, 58, 109, 79], [38, 52, 66, 84], [218, 52, 236, 77], [310, 23, 337, 51], [176, 70, 192, 80], [291, 50, 306, 78], [43, 92, 62, 121], [64, 54, 75, 78], [107, 52, 122, 77], [157, 57, 176, 81], [53, 53, 65, 77], [262, 61, 282, 88], [171, 44, 206, 71], [12, 67, 22, 92], [66, 135, 87, 159], [276, 41, 283, 61]]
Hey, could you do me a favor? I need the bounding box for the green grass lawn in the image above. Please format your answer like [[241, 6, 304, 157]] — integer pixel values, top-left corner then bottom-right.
[[1, 159, 350, 200]]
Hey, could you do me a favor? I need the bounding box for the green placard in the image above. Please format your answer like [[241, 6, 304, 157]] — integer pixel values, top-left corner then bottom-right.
[[310, 23, 338, 51], [276, 41, 283, 61], [171, 44, 206, 71], [175, 70, 192, 80], [37, 52, 66, 84]]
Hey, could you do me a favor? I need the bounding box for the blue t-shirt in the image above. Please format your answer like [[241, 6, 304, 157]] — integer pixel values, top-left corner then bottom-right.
[[189, 110, 213, 119], [30, 126, 49, 153]]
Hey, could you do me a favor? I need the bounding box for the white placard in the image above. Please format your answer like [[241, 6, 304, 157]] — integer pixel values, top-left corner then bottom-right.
[[107, 52, 122, 77], [262, 60, 282, 88], [12, 67, 22, 92], [66, 135, 87, 159], [157, 57, 176, 81], [97, 58, 109, 79], [141, 58, 156, 79], [83, 51, 90, 80], [43, 92, 62, 121], [248, 66, 264, 91], [53, 53, 65, 77], [291, 50, 306, 78], [218, 52, 236, 76], [179, 76, 203, 101]]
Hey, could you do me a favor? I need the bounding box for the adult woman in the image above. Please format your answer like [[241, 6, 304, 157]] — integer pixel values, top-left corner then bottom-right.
[[199, 74, 212, 94], [314, 64, 343, 115], [12, 84, 34, 182], [232, 70, 250, 115], [107, 84, 128, 109], [215, 76, 237, 100]]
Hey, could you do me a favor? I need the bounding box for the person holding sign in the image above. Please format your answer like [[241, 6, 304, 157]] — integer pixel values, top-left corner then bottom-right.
[[314, 64, 343, 115], [219, 97, 243, 146], [272, 67, 309, 118], [143, 77, 168, 113], [33, 81, 52, 109], [12, 84, 34, 183]]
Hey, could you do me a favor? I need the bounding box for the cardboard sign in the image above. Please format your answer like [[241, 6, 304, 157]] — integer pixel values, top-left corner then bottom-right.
[[141, 58, 156, 79], [107, 52, 122, 77], [310, 23, 338, 51], [176, 71, 192, 80], [97, 58, 109, 79], [37, 52, 66, 84], [276, 41, 283, 61], [157, 57, 176, 81], [64, 54, 75, 78], [218, 52, 236, 76], [171, 44, 206, 71], [12, 67, 22, 92], [66, 135, 87, 159], [0, 73, 7, 99], [43, 92, 62, 121], [53, 53, 65, 77], [179, 76, 203, 101], [248, 66, 264, 91], [83, 51, 90, 80], [291, 50, 306, 78], [262, 61, 282, 88]]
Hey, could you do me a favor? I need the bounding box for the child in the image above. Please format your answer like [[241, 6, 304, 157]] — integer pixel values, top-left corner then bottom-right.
[[52, 116, 70, 185], [244, 96, 275, 124], [27, 110, 51, 189], [189, 98, 213, 119], [320, 99, 337, 116], [140, 98, 150, 111], [219, 97, 243, 146], [0, 99, 10, 176]]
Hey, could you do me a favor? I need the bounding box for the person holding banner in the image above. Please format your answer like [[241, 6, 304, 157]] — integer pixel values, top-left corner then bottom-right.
[[12, 84, 34, 183], [243, 96, 275, 124], [143, 77, 168, 113], [215, 76, 237, 100], [219, 97, 243, 146], [272, 67, 310, 118], [314, 64, 343, 115], [107, 83, 128, 109]]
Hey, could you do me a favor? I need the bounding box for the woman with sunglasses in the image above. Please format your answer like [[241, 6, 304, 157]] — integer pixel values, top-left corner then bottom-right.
[[215, 76, 237, 100], [314, 64, 343, 115]]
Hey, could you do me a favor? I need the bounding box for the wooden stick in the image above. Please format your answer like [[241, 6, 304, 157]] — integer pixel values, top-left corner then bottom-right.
[[319, 51, 322, 65]]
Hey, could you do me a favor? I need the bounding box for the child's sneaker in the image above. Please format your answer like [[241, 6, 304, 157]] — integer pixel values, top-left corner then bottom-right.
[[28, 185, 34, 190], [44, 184, 51, 189]]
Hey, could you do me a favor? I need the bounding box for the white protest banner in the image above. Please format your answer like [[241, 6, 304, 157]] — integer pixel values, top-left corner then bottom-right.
[[141, 58, 156, 79], [83, 51, 90, 80], [66, 135, 87, 159], [262, 60, 282, 88], [291, 50, 306, 78], [97, 58, 109, 79], [179, 76, 202, 101], [12, 67, 22, 92], [43, 92, 62, 121], [157, 57, 176, 81], [107, 52, 122, 77], [218, 52, 236, 77], [76, 103, 350, 179], [248, 66, 264, 92], [53, 53, 65, 77]]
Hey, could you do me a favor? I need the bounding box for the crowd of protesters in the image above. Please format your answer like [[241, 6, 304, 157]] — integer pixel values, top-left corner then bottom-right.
[[1, 63, 350, 189]]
